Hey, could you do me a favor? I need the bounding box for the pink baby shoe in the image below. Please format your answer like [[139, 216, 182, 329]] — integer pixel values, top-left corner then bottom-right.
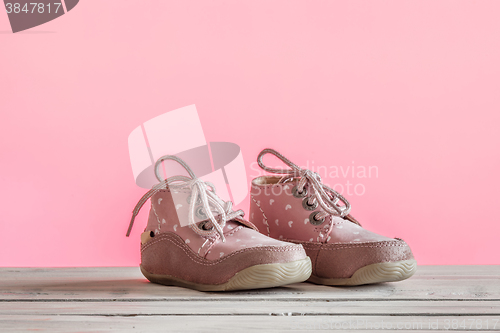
[[249, 149, 416, 286], [127, 155, 311, 291]]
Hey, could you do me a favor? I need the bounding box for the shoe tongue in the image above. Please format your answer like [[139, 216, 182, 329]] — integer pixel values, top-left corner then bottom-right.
[[223, 220, 240, 231], [163, 187, 255, 231], [276, 175, 296, 184], [223, 218, 259, 232], [195, 217, 254, 234]]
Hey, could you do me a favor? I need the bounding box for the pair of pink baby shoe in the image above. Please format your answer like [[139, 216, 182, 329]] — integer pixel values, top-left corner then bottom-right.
[[127, 149, 416, 291]]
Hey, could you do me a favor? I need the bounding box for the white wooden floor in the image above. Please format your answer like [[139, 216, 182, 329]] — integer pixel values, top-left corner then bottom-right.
[[0, 266, 499, 332]]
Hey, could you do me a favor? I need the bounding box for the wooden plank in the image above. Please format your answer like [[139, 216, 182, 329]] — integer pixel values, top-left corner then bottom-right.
[[1, 300, 499, 315], [2, 265, 499, 280], [1, 315, 500, 332], [1, 266, 499, 331], [0, 266, 499, 301]]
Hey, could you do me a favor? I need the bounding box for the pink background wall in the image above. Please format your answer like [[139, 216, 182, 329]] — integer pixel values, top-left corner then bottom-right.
[[1, 1, 499, 266]]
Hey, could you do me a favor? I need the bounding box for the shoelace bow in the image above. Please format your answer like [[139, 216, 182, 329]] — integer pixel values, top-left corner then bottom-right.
[[257, 149, 353, 221], [126, 155, 244, 242]]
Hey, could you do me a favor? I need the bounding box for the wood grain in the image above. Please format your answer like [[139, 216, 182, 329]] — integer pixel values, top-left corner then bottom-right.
[[1, 266, 499, 332]]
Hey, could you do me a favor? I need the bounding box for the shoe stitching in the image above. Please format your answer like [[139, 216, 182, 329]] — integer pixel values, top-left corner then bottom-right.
[[198, 225, 242, 257], [196, 224, 243, 252], [141, 232, 303, 255], [324, 217, 344, 242], [202, 237, 217, 258], [318, 216, 333, 243], [203, 225, 245, 257], [276, 239, 405, 250], [151, 202, 162, 233], [198, 238, 210, 256], [143, 235, 302, 266], [281, 239, 322, 249], [142, 233, 303, 266], [300, 241, 406, 251], [225, 225, 243, 237], [250, 194, 270, 236]]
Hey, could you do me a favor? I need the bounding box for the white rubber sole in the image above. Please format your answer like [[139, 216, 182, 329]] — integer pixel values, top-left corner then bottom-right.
[[308, 259, 417, 286], [141, 257, 312, 291]]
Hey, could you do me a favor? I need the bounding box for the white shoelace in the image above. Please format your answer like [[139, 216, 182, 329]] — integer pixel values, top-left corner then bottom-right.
[[126, 155, 244, 242], [257, 148, 352, 221]]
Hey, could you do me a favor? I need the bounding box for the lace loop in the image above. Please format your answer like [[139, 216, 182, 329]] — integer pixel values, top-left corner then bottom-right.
[[126, 155, 244, 241], [257, 149, 351, 218]]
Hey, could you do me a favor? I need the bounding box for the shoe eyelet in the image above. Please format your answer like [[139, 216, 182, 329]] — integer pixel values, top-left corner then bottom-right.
[[309, 212, 325, 226], [197, 220, 214, 231], [195, 206, 207, 219], [302, 197, 318, 211], [150, 231, 155, 237], [292, 185, 307, 198]]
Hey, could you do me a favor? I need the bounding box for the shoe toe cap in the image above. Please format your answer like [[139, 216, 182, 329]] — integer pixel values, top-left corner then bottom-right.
[[314, 239, 414, 279]]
